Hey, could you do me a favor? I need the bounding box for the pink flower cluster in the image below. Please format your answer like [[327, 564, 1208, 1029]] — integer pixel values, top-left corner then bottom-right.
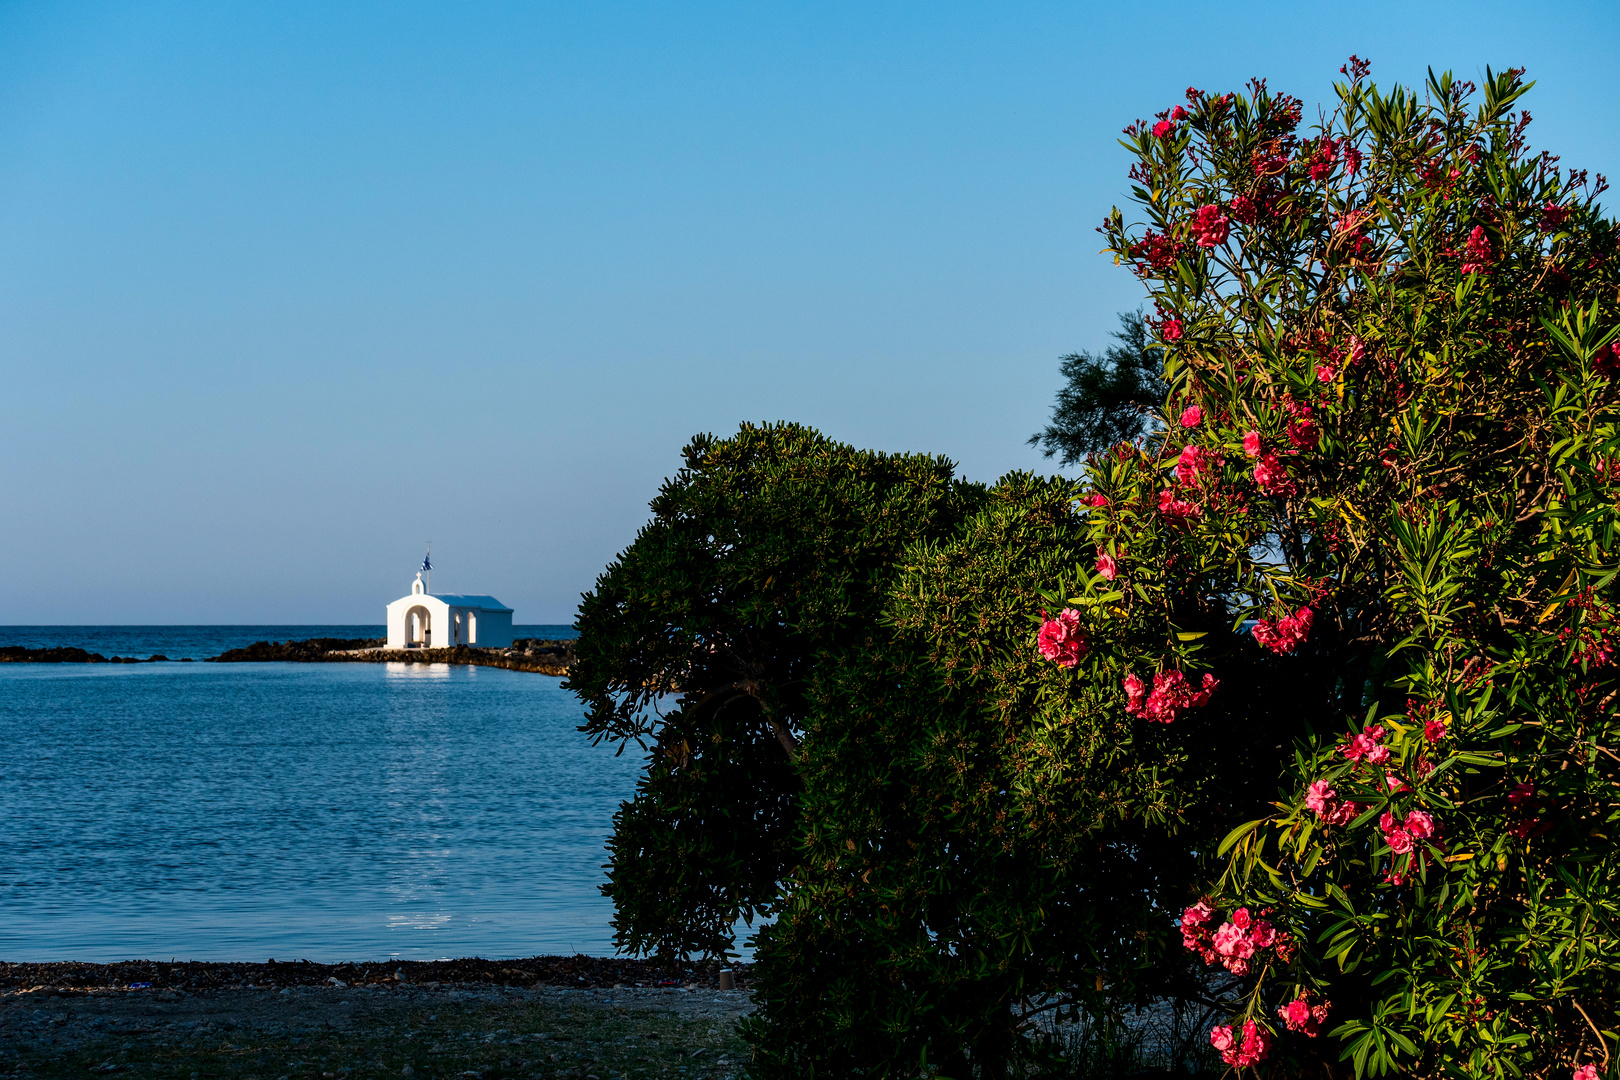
[[1461, 225, 1493, 274], [1037, 608, 1088, 668], [1095, 551, 1118, 580], [1252, 606, 1313, 654], [1277, 995, 1331, 1037], [1131, 230, 1179, 274], [1252, 450, 1296, 496], [1182, 902, 1285, 976], [1242, 430, 1262, 457], [1179, 404, 1202, 427], [1193, 203, 1230, 248], [1303, 779, 1358, 826], [1124, 669, 1218, 724], [1380, 809, 1437, 855], [1342, 723, 1389, 764], [1305, 136, 1341, 183], [1157, 487, 1202, 525], [1573, 1064, 1599, 1080], [1596, 342, 1620, 380], [1209, 1020, 1271, 1067], [1176, 443, 1214, 484]]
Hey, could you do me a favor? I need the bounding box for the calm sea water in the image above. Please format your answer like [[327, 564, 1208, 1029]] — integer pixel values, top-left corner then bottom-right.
[[0, 626, 653, 964]]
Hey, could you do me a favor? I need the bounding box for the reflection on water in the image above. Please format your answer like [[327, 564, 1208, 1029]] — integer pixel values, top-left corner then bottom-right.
[[0, 660, 640, 962]]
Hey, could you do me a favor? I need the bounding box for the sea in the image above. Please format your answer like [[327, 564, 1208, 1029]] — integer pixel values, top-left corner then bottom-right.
[[0, 625, 654, 965]]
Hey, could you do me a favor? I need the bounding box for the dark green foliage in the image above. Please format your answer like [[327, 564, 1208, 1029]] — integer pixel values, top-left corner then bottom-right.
[[741, 472, 1294, 1077], [1029, 311, 1167, 465], [569, 422, 986, 959]]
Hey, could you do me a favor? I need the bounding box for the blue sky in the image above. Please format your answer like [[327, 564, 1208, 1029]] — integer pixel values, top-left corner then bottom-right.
[[2, 1, 1615, 624]]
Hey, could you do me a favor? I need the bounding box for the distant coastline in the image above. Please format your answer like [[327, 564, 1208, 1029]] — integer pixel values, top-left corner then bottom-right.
[[0, 636, 575, 675]]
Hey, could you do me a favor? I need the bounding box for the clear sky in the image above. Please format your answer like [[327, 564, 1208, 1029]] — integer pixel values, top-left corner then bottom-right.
[[2, 1, 1615, 624]]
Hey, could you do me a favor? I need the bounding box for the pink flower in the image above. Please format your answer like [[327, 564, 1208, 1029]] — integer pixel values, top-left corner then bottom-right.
[[1386, 828, 1414, 855], [1598, 342, 1620, 380], [1405, 810, 1437, 839], [1305, 779, 1335, 814], [1212, 921, 1254, 960], [1158, 488, 1202, 525], [1171, 105, 1188, 121], [1132, 230, 1178, 272], [1162, 318, 1184, 341], [1230, 908, 1251, 930], [1278, 997, 1312, 1033], [1209, 1025, 1235, 1053], [1123, 673, 1147, 714], [1316, 364, 1337, 383], [1348, 335, 1365, 364], [1507, 780, 1536, 809], [1279, 996, 1329, 1036], [1082, 493, 1109, 508], [1385, 773, 1408, 793], [1573, 1065, 1599, 1080], [1253, 451, 1296, 495], [1248, 920, 1276, 948], [1342, 724, 1387, 763], [1541, 203, 1572, 232], [1037, 608, 1088, 668], [1461, 224, 1493, 273], [1236, 1020, 1271, 1066], [1095, 552, 1118, 581], [1180, 404, 1203, 427], [1253, 606, 1313, 655], [1242, 430, 1262, 457], [1424, 717, 1448, 742], [1177, 443, 1211, 484], [1323, 799, 1359, 826], [1287, 416, 1319, 450], [1182, 900, 1214, 926], [1229, 194, 1257, 223], [1125, 669, 1218, 724], [1193, 203, 1230, 248], [1152, 119, 1174, 138]]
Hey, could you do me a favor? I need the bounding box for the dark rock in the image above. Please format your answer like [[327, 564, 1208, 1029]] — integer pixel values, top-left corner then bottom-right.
[[0, 646, 110, 663], [207, 639, 386, 663]]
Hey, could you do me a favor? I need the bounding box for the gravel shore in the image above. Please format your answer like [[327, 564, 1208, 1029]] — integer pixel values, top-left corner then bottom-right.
[[0, 959, 754, 1079]]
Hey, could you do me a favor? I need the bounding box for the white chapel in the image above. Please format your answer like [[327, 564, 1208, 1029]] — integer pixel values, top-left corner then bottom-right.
[[385, 554, 514, 650]]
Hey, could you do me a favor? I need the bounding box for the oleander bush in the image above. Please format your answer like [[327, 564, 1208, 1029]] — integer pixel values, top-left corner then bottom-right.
[[1067, 60, 1620, 1076]]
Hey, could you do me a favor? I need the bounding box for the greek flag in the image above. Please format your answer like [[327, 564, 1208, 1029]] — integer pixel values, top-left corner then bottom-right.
[[421, 553, 432, 572]]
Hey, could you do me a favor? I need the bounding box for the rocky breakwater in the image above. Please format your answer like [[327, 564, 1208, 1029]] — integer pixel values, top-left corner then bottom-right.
[[210, 637, 576, 676], [0, 646, 191, 664]]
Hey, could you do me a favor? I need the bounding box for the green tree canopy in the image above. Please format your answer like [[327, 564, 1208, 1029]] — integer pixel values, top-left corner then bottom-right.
[[569, 421, 985, 959], [1029, 310, 1167, 465]]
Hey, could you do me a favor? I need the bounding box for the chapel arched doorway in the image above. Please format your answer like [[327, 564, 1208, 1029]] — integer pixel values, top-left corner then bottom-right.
[[405, 605, 432, 648]]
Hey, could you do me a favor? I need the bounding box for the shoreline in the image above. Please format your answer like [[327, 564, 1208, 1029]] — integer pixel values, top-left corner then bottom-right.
[[0, 956, 743, 996], [1, 957, 753, 1079], [0, 638, 576, 676]]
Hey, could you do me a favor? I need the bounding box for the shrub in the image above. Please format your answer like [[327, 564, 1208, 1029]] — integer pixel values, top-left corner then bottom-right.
[[569, 422, 985, 959], [743, 472, 1294, 1076], [1084, 60, 1620, 1075]]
